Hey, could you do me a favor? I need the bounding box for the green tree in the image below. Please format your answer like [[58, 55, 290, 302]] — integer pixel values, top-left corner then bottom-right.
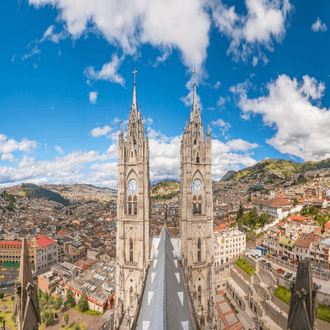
[[66, 289, 75, 307], [259, 213, 269, 225], [41, 311, 53, 326], [78, 294, 89, 312], [54, 296, 63, 310], [293, 198, 299, 206], [237, 204, 244, 220], [0, 292, 4, 299], [37, 288, 43, 301], [64, 312, 69, 325], [73, 323, 81, 330]]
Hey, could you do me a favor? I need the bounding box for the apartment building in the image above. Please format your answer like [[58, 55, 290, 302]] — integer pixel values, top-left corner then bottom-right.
[[214, 229, 246, 266]]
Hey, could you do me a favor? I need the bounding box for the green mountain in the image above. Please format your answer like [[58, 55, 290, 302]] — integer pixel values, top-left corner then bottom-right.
[[151, 180, 180, 199], [228, 158, 330, 181], [20, 183, 70, 206]]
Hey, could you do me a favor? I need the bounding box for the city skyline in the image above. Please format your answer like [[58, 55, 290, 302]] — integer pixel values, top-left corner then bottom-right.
[[2, 0, 330, 188]]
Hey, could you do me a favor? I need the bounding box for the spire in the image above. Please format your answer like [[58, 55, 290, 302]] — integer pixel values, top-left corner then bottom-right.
[[207, 121, 210, 136], [132, 68, 138, 112], [192, 68, 198, 112], [14, 237, 41, 330]]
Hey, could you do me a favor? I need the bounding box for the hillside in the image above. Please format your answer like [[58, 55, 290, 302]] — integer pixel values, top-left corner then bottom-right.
[[227, 158, 330, 182], [20, 183, 70, 206], [151, 180, 180, 199]]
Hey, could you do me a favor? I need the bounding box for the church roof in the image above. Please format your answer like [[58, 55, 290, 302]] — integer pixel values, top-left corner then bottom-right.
[[136, 227, 197, 330]]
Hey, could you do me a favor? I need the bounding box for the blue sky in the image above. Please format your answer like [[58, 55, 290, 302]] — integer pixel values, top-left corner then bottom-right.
[[1, 0, 330, 188]]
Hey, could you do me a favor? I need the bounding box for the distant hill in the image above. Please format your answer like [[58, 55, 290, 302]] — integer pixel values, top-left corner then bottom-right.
[[151, 180, 180, 199], [20, 183, 70, 206], [228, 158, 330, 181], [220, 170, 237, 181]]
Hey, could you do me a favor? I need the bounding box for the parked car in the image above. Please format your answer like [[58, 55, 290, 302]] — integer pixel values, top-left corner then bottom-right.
[[260, 259, 266, 263], [281, 256, 288, 261], [265, 262, 272, 267], [311, 265, 314, 269], [285, 272, 293, 279], [277, 268, 285, 274], [318, 284, 322, 290], [292, 276, 296, 282], [316, 267, 324, 272], [291, 259, 298, 264]]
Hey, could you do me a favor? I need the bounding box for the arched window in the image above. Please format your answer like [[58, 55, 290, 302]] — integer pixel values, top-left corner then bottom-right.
[[197, 238, 201, 262], [198, 285, 202, 306], [130, 286, 134, 309], [196, 152, 200, 164], [193, 195, 197, 214], [133, 195, 138, 215], [198, 196, 202, 214], [128, 196, 132, 215], [130, 239, 134, 262]]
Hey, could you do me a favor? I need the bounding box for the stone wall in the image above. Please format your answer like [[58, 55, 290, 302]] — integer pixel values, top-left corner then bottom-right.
[[230, 268, 250, 296], [316, 318, 330, 330], [263, 300, 288, 329], [272, 295, 289, 314], [233, 264, 252, 283]]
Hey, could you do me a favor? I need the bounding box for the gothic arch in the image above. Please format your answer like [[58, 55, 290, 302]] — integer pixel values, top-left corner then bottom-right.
[[192, 170, 203, 182], [126, 169, 138, 183]]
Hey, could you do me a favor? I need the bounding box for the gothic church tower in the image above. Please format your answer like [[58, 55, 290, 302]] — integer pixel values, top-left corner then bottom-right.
[[180, 70, 215, 318], [115, 69, 150, 326]]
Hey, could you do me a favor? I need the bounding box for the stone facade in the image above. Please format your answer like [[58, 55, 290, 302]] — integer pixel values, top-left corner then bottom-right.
[[115, 72, 151, 326], [179, 72, 215, 317]]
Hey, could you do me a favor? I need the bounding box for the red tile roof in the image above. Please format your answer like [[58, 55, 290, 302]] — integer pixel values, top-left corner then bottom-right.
[[37, 235, 56, 248], [287, 215, 306, 221], [325, 222, 330, 228], [294, 237, 314, 248], [277, 222, 284, 227]]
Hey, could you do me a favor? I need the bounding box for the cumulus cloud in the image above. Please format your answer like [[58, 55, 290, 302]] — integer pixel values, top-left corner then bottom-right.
[[0, 135, 37, 154], [311, 18, 327, 33], [233, 74, 330, 161], [90, 125, 112, 138], [89, 91, 98, 104], [214, 81, 221, 89], [85, 54, 125, 86], [211, 0, 293, 64], [55, 146, 64, 155], [29, 0, 210, 70], [40, 25, 68, 43], [211, 118, 231, 135]]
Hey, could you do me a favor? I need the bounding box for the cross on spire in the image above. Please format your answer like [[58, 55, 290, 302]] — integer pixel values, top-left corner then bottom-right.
[[132, 68, 138, 86], [192, 68, 198, 85]]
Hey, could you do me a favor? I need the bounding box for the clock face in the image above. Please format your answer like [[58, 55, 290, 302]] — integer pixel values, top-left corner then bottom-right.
[[192, 179, 203, 195], [128, 179, 138, 195]]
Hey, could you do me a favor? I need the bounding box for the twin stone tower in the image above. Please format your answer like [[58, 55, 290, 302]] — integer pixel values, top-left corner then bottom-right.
[[115, 69, 215, 329]]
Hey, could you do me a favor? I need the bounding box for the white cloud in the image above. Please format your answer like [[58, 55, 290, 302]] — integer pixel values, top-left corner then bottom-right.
[[226, 139, 258, 151], [211, 0, 293, 64], [90, 125, 112, 138], [180, 75, 202, 107], [55, 146, 64, 155], [89, 91, 98, 104], [1, 154, 15, 162], [145, 117, 153, 125], [40, 25, 69, 43], [11, 55, 15, 63], [214, 81, 221, 89], [211, 118, 231, 135], [22, 44, 41, 61], [29, 0, 210, 70], [217, 96, 227, 108], [312, 18, 327, 33], [0, 135, 37, 154], [233, 74, 330, 161], [85, 54, 125, 86]]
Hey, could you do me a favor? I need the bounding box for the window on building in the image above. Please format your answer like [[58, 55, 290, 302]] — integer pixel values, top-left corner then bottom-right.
[[128, 196, 132, 215], [130, 239, 134, 262], [133, 195, 138, 215], [196, 153, 200, 163], [130, 286, 134, 309], [197, 238, 201, 262], [198, 285, 202, 306]]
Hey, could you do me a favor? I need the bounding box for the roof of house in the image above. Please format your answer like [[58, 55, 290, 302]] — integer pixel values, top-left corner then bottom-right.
[[279, 237, 295, 247], [287, 215, 307, 222], [137, 226, 196, 329], [37, 235, 56, 248], [294, 237, 314, 248], [325, 222, 330, 229]]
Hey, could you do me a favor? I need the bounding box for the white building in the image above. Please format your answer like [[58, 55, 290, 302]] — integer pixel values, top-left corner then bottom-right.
[[214, 229, 246, 266], [35, 235, 61, 273]]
